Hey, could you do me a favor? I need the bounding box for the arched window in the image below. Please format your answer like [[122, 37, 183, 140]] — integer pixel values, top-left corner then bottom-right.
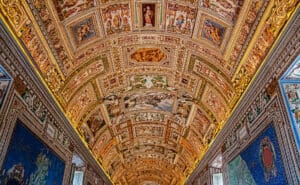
[[71, 154, 85, 185], [211, 154, 223, 185]]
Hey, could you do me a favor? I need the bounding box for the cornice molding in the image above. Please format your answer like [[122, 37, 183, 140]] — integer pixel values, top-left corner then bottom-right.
[[0, 19, 113, 185], [186, 6, 300, 184]]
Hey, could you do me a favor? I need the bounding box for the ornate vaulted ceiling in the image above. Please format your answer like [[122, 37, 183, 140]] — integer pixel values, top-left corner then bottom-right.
[[0, 0, 298, 184]]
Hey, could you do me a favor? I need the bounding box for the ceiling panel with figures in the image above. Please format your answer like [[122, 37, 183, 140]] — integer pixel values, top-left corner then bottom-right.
[[0, 0, 298, 184]]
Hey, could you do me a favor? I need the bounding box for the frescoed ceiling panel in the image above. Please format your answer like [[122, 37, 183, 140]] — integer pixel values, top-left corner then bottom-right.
[[1, 0, 298, 184]]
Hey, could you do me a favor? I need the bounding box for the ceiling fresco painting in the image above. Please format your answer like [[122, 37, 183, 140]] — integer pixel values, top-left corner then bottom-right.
[[0, 0, 298, 184]]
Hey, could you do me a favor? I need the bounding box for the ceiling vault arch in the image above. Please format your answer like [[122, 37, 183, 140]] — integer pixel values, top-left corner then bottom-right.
[[0, 0, 298, 184]]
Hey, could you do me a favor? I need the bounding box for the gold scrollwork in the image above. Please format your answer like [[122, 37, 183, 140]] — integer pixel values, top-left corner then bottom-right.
[[0, 0, 28, 36]]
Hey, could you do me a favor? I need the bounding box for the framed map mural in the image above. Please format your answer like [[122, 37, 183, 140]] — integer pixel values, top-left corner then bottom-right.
[[0, 120, 65, 185], [228, 124, 287, 185], [0, 65, 11, 110], [279, 55, 300, 151]]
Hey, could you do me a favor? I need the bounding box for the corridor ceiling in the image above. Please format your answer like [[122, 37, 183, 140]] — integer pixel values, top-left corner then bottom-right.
[[0, 0, 298, 184]]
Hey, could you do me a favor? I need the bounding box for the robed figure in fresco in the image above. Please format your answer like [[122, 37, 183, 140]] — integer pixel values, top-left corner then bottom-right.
[[143, 5, 154, 27]]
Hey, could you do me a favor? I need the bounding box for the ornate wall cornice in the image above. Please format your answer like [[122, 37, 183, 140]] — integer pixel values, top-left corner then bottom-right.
[[187, 6, 300, 184], [0, 19, 112, 185]]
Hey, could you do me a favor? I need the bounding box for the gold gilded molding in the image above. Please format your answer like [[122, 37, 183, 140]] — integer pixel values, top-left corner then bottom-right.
[[0, 0, 28, 36], [0, 8, 115, 185], [1, 0, 66, 94], [1, 0, 299, 184], [233, 0, 298, 98], [244, 0, 298, 76]]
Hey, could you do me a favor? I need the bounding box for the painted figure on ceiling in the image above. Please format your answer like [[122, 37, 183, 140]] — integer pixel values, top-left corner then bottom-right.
[[176, 14, 185, 30], [122, 16, 131, 31], [166, 3, 196, 35], [86, 111, 105, 136], [113, 14, 121, 29], [102, 4, 132, 34], [202, 20, 225, 46], [77, 22, 91, 42], [144, 5, 154, 27], [106, 20, 113, 34]]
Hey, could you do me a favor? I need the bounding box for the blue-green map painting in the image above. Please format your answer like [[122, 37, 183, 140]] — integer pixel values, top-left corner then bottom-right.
[[229, 125, 287, 185], [0, 121, 65, 185], [279, 55, 300, 151], [0, 65, 11, 110]]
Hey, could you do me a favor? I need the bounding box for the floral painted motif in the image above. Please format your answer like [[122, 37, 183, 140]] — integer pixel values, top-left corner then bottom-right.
[[129, 75, 167, 89]]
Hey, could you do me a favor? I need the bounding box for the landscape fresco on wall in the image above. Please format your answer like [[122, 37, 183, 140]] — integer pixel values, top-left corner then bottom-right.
[[0, 65, 11, 110], [280, 55, 300, 151], [228, 125, 287, 185], [0, 121, 65, 185]]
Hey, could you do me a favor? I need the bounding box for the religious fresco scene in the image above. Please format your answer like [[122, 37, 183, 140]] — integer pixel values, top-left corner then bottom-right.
[[0, 0, 299, 185], [201, 19, 226, 46], [142, 4, 156, 28]]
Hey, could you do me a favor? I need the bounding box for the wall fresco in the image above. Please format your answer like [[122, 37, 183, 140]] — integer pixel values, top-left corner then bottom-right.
[[134, 125, 164, 137], [280, 56, 300, 151], [285, 62, 300, 80], [281, 83, 300, 143], [0, 121, 65, 185], [0, 65, 11, 110], [176, 93, 193, 124], [228, 125, 287, 185]]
